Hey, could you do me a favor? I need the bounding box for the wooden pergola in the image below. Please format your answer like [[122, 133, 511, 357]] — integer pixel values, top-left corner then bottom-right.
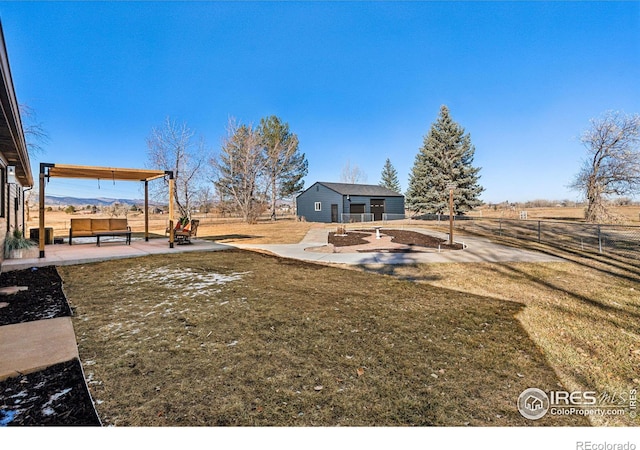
[[38, 163, 175, 258]]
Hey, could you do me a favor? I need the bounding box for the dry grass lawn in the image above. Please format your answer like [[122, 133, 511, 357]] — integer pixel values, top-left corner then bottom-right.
[[354, 230, 640, 426], [60, 250, 590, 426], [468, 205, 640, 223], [47, 213, 639, 426], [27, 210, 315, 245]]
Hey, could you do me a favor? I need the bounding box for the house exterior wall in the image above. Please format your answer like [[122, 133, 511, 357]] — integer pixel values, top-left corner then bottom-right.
[[296, 182, 344, 223], [0, 157, 28, 260], [0, 159, 6, 254]]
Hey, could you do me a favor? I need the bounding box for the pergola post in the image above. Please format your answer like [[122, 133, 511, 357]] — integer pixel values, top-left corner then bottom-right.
[[167, 171, 175, 249], [38, 163, 46, 258], [144, 180, 149, 242]]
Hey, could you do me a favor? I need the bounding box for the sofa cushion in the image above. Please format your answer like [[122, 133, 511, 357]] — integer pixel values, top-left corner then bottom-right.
[[70, 219, 92, 233], [110, 219, 128, 231], [91, 219, 111, 232]]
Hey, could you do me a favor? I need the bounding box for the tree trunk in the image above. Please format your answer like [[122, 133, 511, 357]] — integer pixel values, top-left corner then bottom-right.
[[585, 176, 607, 223], [270, 179, 277, 221]]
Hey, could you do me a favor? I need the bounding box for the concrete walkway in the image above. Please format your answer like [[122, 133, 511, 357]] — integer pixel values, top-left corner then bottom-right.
[[0, 317, 78, 380], [234, 227, 563, 265]]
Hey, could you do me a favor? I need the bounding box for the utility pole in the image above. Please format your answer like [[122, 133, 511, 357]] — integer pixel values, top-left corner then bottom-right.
[[447, 183, 456, 246]]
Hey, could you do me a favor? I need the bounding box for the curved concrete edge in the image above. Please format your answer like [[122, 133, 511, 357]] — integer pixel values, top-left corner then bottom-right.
[[232, 227, 564, 265], [0, 316, 79, 381]]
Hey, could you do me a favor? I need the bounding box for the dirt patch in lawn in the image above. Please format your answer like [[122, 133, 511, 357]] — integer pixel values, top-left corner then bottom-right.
[[59, 249, 586, 426]]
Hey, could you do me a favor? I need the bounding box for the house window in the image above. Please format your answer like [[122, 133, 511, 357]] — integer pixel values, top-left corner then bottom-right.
[[314, 202, 322, 212]]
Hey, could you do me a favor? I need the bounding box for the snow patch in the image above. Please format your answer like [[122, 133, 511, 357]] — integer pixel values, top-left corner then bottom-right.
[[45, 388, 72, 406], [122, 267, 250, 298], [40, 388, 73, 416]]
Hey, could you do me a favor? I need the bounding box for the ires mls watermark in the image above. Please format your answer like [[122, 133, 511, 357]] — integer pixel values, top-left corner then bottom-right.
[[517, 387, 637, 420]]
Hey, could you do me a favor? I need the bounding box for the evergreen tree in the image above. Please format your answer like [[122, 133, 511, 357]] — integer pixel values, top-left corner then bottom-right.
[[379, 158, 401, 193], [406, 105, 483, 214]]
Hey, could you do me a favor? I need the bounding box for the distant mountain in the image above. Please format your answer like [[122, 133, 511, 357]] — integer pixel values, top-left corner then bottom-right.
[[38, 195, 163, 207]]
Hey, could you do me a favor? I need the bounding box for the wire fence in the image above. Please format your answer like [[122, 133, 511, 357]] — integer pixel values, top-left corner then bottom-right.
[[415, 215, 640, 259], [340, 213, 374, 223], [382, 213, 406, 223], [338, 213, 408, 224]]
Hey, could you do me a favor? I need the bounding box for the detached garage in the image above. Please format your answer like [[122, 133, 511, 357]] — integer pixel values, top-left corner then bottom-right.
[[296, 182, 405, 223]]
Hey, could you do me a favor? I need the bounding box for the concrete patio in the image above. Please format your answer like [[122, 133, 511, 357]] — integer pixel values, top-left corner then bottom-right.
[[1, 236, 233, 272]]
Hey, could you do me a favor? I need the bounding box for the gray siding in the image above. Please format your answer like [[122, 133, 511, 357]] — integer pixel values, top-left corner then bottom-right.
[[344, 195, 405, 216], [297, 181, 405, 223], [296, 182, 404, 223], [296, 183, 344, 223], [384, 196, 405, 215], [344, 196, 369, 214]]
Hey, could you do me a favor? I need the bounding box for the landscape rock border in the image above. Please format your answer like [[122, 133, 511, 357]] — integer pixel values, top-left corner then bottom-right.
[[0, 266, 101, 426]]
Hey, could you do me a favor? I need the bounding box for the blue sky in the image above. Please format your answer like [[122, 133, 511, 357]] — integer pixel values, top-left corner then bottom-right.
[[1, 1, 638, 203]]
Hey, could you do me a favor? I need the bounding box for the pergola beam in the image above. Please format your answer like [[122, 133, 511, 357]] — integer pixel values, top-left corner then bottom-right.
[[45, 163, 168, 182]]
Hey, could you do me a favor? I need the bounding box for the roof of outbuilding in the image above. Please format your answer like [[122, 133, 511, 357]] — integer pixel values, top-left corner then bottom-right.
[[316, 182, 403, 197]]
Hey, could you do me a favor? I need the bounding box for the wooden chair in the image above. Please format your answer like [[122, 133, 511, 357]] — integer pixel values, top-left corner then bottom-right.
[[175, 219, 199, 245]]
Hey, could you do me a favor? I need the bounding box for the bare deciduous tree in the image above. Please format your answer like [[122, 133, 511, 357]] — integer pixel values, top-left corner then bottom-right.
[[340, 159, 367, 184], [20, 104, 50, 222], [146, 117, 207, 218], [259, 115, 307, 220], [105, 202, 129, 218], [197, 185, 214, 215], [20, 103, 49, 158], [571, 111, 640, 223], [213, 119, 267, 223]]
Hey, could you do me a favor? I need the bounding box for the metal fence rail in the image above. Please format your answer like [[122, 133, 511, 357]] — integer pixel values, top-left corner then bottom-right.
[[382, 213, 406, 223], [416, 215, 640, 258], [340, 213, 374, 223]]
